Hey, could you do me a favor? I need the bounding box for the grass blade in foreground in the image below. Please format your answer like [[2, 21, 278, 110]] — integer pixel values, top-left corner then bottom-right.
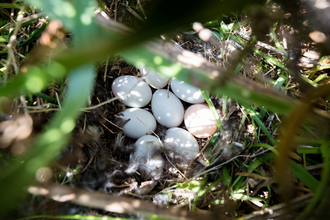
[[201, 90, 224, 131], [296, 141, 330, 219], [240, 101, 319, 192], [0, 0, 97, 216], [0, 14, 296, 114]]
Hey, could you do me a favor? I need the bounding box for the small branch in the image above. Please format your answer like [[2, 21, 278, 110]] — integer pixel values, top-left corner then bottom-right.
[[28, 183, 213, 220]]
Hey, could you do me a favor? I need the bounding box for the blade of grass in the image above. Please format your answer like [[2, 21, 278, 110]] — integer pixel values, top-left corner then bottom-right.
[[192, 176, 209, 211], [234, 35, 319, 88], [273, 75, 286, 89], [0, 0, 97, 216], [251, 143, 278, 155], [290, 160, 319, 193], [296, 141, 330, 219], [19, 22, 47, 47], [201, 90, 224, 131], [0, 3, 21, 9], [232, 152, 273, 191], [241, 102, 320, 192], [0, 65, 95, 216], [195, 176, 223, 197], [269, 22, 285, 51], [239, 101, 276, 145], [277, 84, 330, 201], [122, 43, 295, 114], [296, 147, 321, 154], [314, 73, 327, 83], [0, 13, 296, 115]]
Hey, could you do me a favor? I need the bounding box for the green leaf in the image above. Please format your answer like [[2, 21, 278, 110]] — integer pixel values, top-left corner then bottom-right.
[[0, 3, 21, 9], [0, 36, 8, 43], [296, 147, 321, 154], [296, 141, 330, 219], [24, 0, 78, 31], [289, 160, 319, 192], [201, 90, 224, 131], [0, 1, 96, 216]]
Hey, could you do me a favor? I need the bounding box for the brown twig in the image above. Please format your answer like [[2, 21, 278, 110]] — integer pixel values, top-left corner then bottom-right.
[[28, 183, 214, 220]]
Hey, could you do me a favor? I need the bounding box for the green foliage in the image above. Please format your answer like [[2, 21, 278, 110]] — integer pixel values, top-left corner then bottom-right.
[[0, 0, 96, 216]]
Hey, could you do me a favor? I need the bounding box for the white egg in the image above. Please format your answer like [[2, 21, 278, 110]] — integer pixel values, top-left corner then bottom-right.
[[134, 135, 162, 159], [184, 104, 217, 138], [151, 89, 184, 127], [112, 75, 152, 107], [133, 135, 164, 179], [139, 154, 164, 179], [119, 108, 157, 139], [141, 67, 170, 89], [170, 77, 205, 104], [164, 127, 199, 166]]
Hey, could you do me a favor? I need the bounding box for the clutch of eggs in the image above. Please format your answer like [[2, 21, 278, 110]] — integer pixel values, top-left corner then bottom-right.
[[112, 74, 217, 140]]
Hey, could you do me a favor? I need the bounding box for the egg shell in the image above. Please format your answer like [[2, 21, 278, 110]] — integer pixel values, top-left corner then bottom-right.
[[151, 89, 184, 127], [141, 67, 169, 89], [164, 127, 199, 165], [119, 108, 157, 139], [170, 77, 205, 104], [184, 104, 217, 138], [134, 135, 162, 159], [112, 75, 152, 107]]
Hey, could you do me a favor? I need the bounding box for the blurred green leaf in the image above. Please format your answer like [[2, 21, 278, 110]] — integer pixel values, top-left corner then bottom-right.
[[25, 0, 78, 32], [296, 147, 321, 154], [0, 0, 96, 216], [0, 3, 21, 9], [0, 36, 8, 43], [289, 160, 319, 192], [297, 141, 330, 219]]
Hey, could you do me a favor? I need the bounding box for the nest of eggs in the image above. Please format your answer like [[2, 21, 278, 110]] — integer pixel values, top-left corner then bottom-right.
[[75, 61, 251, 202]]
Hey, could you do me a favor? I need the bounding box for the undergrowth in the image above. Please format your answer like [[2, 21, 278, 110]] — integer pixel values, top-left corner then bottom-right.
[[1, 0, 330, 219]]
